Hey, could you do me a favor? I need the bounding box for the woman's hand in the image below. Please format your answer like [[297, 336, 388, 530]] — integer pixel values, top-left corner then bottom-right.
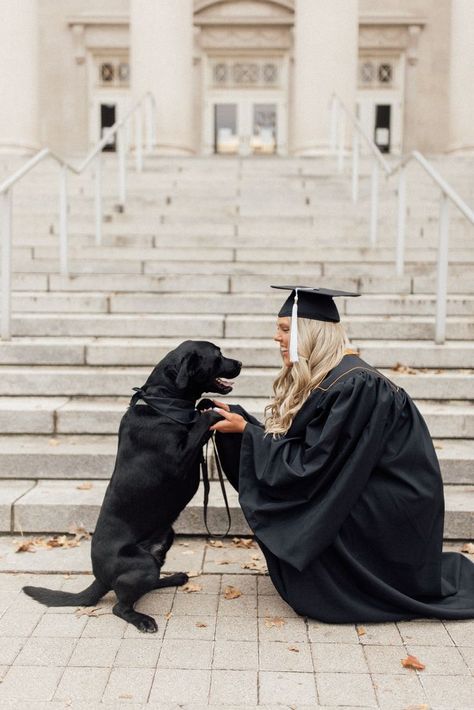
[[210, 408, 247, 433], [211, 400, 230, 412]]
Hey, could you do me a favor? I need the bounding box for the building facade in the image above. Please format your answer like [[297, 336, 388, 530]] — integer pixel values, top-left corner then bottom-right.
[[1, 0, 473, 157]]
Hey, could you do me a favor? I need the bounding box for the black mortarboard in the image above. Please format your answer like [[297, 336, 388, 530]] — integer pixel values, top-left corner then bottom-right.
[[271, 285, 360, 362]]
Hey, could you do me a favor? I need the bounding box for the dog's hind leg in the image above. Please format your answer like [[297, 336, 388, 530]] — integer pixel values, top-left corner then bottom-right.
[[112, 568, 159, 633]]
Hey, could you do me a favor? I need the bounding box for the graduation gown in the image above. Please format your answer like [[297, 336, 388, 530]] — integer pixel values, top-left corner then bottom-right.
[[216, 354, 474, 622]]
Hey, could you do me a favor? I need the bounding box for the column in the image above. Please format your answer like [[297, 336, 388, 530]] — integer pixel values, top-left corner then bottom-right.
[[0, 0, 39, 154], [449, 0, 474, 152], [130, 0, 195, 155], [402, 25, 421, 152], [291, 0, 358, 155]]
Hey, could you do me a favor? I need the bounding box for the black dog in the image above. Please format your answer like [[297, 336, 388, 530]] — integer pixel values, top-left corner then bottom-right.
[[23, 340, 241, 632]]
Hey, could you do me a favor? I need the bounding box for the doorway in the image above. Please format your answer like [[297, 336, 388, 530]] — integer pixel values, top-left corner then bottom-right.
[[100, 103, 117, 152], [211, 98, 281, 156]]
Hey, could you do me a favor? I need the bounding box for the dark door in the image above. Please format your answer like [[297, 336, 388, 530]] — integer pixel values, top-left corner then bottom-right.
[[374, 104, 391, 153], [100, 103, 116, 152]]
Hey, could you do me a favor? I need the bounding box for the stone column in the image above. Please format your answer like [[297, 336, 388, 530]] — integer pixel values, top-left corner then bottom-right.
[[402, 25, 421, 152], [0, 0, 39, 154], [130, 0, 195, 155], [291, 0, 358, 155], [449, 0, 474, 152]]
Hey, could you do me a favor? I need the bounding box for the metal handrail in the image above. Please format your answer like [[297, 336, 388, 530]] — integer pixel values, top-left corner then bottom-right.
[[1, 92, 156, 340], [330, 93, 474, 344]]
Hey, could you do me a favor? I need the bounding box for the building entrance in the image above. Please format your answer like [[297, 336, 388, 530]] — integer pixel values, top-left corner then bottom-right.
[[213, 100, 278, 155]]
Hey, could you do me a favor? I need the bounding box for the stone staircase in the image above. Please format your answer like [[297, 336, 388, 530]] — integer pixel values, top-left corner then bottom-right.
[[0, 154, 473, 540]]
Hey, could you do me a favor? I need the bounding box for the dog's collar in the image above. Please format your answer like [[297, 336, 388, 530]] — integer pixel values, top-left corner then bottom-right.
[[130, 388, 200, 425]]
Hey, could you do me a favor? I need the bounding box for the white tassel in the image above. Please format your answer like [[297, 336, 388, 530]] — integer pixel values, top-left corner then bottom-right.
[[290, 289, 299, 363]]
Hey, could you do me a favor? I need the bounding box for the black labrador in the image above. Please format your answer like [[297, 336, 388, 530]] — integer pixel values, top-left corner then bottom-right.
[[23, 340, 241, 632]]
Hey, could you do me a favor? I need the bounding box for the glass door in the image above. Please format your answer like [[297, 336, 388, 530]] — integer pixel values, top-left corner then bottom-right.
[[214, 104, 239, 154], [250, 103, 277, 155]]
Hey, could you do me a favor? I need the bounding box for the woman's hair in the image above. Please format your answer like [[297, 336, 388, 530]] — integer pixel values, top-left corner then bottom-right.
[[264, 317, 349, 436]]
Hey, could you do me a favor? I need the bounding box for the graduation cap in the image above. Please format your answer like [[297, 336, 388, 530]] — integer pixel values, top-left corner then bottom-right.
[[271, 285, 360, 363]]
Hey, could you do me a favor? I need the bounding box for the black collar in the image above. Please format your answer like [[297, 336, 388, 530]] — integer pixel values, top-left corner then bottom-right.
[[130, 388, 200, 425]]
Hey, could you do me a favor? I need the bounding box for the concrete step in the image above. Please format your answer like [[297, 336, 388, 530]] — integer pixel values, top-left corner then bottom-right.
[[0, 434, 472, 484], [0, 365, 474, 399], [10, 291, 474, 317], [1, 478, 471, 538], [2, 338, 474, 369], [8, 313, 474, 340], [1, 396, 474, 439]]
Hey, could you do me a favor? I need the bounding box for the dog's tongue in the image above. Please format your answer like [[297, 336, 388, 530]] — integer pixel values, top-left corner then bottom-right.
[[216, 377, 234, 388]]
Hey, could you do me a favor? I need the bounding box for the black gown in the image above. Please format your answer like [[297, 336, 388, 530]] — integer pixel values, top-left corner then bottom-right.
[[215, 354, 474, 622]]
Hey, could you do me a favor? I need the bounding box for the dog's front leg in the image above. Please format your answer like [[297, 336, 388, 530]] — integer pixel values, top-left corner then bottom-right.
[[186, 410, 223, 451]]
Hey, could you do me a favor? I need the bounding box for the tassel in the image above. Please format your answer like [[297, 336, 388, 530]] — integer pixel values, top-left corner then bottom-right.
[[290, 289, 299, 363]]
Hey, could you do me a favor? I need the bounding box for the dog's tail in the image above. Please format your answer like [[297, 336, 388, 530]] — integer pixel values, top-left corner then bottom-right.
[[23, 578, 108, 607]]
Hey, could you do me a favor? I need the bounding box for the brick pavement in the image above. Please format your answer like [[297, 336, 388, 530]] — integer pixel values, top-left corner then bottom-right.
[[0, 536, 473, 709]]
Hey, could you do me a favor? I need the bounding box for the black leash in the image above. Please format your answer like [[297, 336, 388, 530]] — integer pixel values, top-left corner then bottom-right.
[[201, 433, 232, 538]]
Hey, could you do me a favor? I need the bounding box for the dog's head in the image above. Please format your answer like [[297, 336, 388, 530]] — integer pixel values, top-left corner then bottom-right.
[[143, 340, 242, 401]]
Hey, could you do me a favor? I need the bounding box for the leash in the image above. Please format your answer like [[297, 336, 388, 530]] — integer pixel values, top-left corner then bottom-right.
[[201, 433, 232, 538]]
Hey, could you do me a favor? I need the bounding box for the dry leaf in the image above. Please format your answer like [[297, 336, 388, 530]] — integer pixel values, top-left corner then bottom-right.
[[178, 542, 190, 547], [264, 616, 286, 628], [181, 550, 195, 555], [391, 363, 417, 375], [181, 582, 202, 594], [76, 482, 93, 490], [223, 585, 242, 600], [208, 540, 224, 548], [15, 539, 37, 553], [241, 561, 266, 572], [164, 611, 173, 620], [401, 654, 426, 671], [216, 558, 233, 565], [187, 570, 202, 578], [119, 694, 133, 700], [232, 537, 256, 549], [69, 525, 91, 542], [288, 645, 300, 653], [48, 438, 60, 446], [196, 622, 208, 628], [356, 625, 366, 636], [251, 554, 261, 561], [75, 606, 104, 618], [461, 543, 474, 554]]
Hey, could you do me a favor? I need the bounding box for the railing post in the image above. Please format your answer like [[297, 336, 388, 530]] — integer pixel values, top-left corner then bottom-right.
[[370, 160, 379, 246], [329, 95, 338, 154], [59, 164, 68, 276], [145, 95, 153, 153], [135, 110, 143, 172], [435, 192, 450, 344], [396, 166, 407, 276], [117, 126, 126, 211], [351, 131, 359, 204], [94, 153, 102, 246], [337, 111, 345, 173], [1, 189, 12, 340]]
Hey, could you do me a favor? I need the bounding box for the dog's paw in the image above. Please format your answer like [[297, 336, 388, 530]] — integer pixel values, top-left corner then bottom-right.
[[175, 572, 189, 586], [136, 614, 158, 633]]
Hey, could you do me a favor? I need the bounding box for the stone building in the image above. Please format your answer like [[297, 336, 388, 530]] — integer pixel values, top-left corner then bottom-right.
[[1, 0, 473, 157]]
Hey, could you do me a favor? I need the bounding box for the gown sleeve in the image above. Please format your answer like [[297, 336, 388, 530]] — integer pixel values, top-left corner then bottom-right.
[[238, 370, 400, 571]]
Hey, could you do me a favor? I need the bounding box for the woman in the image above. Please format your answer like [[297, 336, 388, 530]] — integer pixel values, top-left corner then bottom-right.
[[210, 285, 474, 622]]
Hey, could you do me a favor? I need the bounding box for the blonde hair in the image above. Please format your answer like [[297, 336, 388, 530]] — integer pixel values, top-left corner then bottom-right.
[[264, 317, 349, 436]]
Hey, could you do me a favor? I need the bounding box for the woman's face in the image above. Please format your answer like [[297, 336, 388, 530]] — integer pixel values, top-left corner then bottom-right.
[[274, 317, 292, 367]]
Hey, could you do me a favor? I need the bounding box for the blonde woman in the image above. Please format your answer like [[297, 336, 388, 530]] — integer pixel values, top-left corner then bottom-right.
[[210, 285, 474, 622]]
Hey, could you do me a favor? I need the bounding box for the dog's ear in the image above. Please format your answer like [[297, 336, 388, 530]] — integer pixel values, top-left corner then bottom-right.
[[175, 352, 199, 390]]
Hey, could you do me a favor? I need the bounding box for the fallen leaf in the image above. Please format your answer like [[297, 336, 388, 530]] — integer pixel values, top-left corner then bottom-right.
[[461, 543, 474, 554], [76, 482, 93, 490], [251, 554, 261, 561], [223, 585, 242, 600], [178, 542, 190, 547], [187, 569, 202, 578], [208, 540, 224, 548], [232, 537, 256, 549], [119, 694, 133, 700], [401, 654, 426, 671], [288, 645, 300, 653], [75, 606, 105, 618], [356, 625, 366, 636], [15, 539, 38, 553], [48, 438, 60, 446], [69, 525, 91, 543], [391, 363, 417, 375], [264, 616, 286, 628], [181, 550, 195, 555], [216, 558, 233, 565], [164, 611, 173, 620], [241, 561, 267, 572], [181, 582, 202, 593], [196, 622, 208, 628], [434, 444, 443, 450]]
